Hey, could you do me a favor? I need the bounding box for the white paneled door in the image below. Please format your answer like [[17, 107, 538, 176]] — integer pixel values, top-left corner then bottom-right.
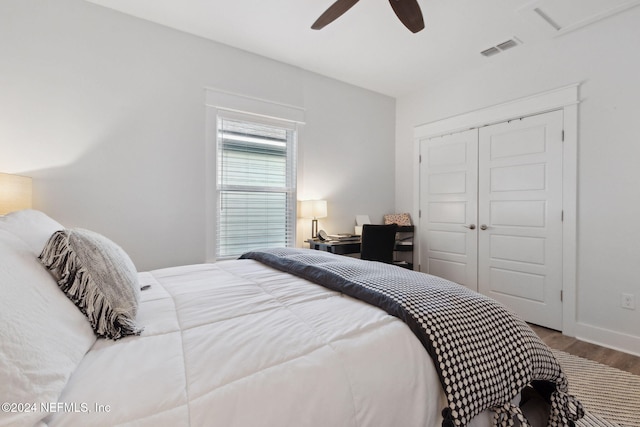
[[419, 129, 479, 292], [419, 110, 564, 330], [478, 111, 564, 329]]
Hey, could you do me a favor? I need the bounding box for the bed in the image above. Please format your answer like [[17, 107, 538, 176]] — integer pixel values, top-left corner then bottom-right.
[[0, 210, 582, 427]]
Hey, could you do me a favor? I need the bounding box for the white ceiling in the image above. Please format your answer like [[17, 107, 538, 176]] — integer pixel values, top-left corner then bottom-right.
[[83, 0, 640, 97]]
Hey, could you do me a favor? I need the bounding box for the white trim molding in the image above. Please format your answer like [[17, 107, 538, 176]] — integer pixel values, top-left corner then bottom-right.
[[413, 83, 581, 336], [205, 87, 306, 124], [204, 88, 305, 263], [415, 83, 580, 139], [575, 322, 640, 357]]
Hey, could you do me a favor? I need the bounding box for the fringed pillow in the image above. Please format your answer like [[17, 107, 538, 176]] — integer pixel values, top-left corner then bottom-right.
[[39, 228, 142, 340]]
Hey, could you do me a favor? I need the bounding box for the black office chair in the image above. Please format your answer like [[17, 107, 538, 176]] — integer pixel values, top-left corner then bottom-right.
[[360, 224, 398, 264]]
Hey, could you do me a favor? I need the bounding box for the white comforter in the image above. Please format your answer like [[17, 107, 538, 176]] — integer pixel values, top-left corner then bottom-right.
[[47, 260, 493, 427]]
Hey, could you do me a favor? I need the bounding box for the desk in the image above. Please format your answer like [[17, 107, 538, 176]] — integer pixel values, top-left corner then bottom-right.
[[306, 239, 361, 255]]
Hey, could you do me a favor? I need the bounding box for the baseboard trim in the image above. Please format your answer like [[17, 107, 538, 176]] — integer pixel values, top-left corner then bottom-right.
[[575, 322, 640, 357]]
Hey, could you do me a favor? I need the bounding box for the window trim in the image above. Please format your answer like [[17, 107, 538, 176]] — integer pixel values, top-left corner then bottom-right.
[[215, 110, 297, 259], [205, 88, 305, 262]]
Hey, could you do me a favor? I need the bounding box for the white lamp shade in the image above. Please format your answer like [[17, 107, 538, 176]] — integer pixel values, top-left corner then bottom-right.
[[300, 200, 327, 219], [0, 173, 33, 215]]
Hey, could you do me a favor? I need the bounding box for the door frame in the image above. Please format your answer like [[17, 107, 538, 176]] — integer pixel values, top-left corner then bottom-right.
[[413, 83, 580, 336]]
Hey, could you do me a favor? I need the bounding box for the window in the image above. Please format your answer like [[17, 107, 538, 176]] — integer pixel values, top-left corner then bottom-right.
[[216, 112, 297, 259]]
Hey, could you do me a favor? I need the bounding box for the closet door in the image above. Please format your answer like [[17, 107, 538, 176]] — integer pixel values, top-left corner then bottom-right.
[[419, 129, 478, 291], [477, 110, 564, 330]]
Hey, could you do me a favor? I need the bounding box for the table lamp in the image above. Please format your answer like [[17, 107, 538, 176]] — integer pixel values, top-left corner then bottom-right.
[[300, 200, 327, 238], [0, 173, 33, 215]]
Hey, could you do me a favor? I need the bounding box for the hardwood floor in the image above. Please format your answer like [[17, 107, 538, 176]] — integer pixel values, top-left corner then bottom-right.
[[530, 324, 640, 376]]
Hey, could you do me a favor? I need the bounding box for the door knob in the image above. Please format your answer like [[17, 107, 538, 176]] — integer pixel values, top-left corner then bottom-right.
[[480, 224, 488, 230], [463, 224, 476, 230]]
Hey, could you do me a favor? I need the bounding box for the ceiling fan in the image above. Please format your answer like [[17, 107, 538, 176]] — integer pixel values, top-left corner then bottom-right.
[[311, 0, 425, 33]]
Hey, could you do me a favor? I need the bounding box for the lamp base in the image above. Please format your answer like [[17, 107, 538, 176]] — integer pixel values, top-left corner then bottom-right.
[[311, 219, 318, 239]]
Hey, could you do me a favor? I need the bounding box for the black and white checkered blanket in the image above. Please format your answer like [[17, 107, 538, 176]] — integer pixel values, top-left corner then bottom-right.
[[240, 248, 584, 427]]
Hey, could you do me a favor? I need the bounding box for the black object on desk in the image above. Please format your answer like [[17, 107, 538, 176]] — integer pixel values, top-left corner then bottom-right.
[[306, 239, 361, 255]]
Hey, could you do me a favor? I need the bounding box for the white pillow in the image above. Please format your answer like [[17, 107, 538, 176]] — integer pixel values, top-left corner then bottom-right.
[[0, 230, 96, 427], [0, 209, 63, 256]]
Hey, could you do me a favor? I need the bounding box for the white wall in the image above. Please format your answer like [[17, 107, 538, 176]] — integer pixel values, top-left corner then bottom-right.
[[0, 0, 395, 270], [395, 8, 640, 354]]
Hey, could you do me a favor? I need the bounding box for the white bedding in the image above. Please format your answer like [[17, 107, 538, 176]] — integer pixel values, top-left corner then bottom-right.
[[46, 260, 494, 427]]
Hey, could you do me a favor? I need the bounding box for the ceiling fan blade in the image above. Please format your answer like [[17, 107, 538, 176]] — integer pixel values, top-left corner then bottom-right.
[[311, 0, 360, 30], [388, 0, 425, 33]]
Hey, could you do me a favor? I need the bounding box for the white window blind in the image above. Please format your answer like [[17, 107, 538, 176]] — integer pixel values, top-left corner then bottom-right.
[[216, 113, 297, 259]]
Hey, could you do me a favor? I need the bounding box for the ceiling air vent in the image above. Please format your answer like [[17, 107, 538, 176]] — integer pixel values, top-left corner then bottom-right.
[[496, 39, 518, 51], [481, 38, 521, 57], [480, 47, 501, 57]]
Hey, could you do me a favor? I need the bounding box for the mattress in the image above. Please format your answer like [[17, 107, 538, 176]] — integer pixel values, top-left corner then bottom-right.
[[46, 259, 494, 427]]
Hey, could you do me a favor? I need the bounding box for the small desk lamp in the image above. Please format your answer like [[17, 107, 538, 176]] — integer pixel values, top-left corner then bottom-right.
[[0, 173, 33, 215], [300, 200, 327, 239]]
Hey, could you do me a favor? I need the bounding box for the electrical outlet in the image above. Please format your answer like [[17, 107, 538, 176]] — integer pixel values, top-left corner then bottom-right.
[[621, 293, 635, 310]]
